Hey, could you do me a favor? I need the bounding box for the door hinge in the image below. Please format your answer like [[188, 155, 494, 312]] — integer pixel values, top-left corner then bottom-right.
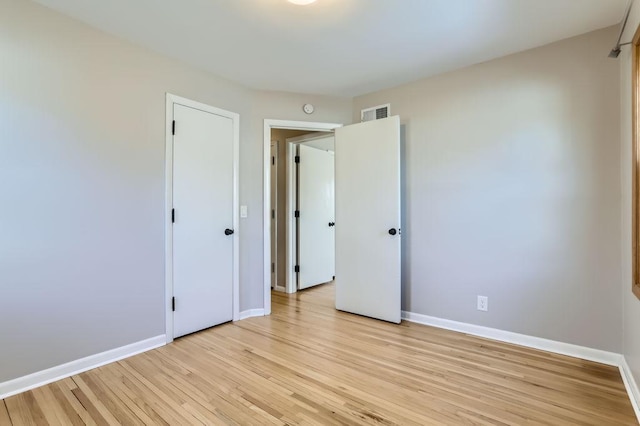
[[294, 210, 300, 218], [295, 155, 300, 163], [272, 209, 275, 219], [172, 120, 175, 135], [272, 262, 275, 273], [172, 297, 175, 312], [272, 156, 275, 166], [172, 208, 175, 223], [295, 265, 300, 273]]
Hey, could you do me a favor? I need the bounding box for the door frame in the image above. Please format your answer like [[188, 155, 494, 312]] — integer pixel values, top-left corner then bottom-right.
[[263, 120, 341, 315], [166, 93, 240, 344], [270, 141, 283, 292], [287, 142, 298, 294]]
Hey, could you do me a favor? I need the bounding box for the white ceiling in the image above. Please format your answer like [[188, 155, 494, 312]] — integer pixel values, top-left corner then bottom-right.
[[33, 0, 627, 97]]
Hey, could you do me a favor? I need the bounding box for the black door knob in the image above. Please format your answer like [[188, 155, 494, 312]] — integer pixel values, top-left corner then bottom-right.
[[388, 228, 397, 236], [328, 222, 335, 227], [225, 228, 234, 236]]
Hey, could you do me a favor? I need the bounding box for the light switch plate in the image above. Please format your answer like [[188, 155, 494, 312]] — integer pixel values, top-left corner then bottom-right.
[[240, 205, 248, 218]]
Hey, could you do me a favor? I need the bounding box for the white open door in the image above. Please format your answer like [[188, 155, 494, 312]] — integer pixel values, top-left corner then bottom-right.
[[172, 102, 235, 338], [298, 144, 335, 290], [334, 116, 401, 323]]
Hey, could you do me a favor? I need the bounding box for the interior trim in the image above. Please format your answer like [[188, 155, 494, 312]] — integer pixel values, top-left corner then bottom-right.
[[620, 356, 640, 422], [402, 310, 640, 423], [0, 335, 166, 400], [401, 310, 620, 365], [238, 309, 266, 321]]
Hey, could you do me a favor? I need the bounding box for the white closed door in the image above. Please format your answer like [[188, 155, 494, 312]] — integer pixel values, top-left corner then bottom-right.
[[335, 116, 401, 323], [298, 144, 335, 290], [172, 103, 234, 338]]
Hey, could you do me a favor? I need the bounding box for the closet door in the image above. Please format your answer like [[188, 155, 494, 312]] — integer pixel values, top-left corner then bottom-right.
[[172, 103, 235, 337]]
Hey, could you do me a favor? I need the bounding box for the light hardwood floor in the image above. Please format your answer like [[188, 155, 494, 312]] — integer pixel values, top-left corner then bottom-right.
[[2, 283, 637, 425]]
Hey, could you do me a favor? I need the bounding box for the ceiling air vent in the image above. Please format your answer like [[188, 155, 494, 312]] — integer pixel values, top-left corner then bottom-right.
[[361, 104, 390, 122]]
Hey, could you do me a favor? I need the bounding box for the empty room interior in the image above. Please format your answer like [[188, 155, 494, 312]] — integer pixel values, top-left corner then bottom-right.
[[5, 0, 640, 424]]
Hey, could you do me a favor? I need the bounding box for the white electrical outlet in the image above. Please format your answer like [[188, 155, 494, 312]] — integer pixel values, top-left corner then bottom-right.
[[477, 296, 488, 312]]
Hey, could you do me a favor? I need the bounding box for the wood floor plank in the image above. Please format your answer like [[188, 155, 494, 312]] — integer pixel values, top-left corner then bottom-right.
[[46, 383, 86, 426], [2, 283, 637, 425], [0, 400, 12, 426], [29, 386, 72, 426], [4, 392, 47, 426]]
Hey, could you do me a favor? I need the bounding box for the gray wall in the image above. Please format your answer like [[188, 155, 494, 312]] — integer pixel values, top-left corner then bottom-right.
[[620, 2, 640, 389], [0, 0, 626, 386], [354, 27, 622, 352], [0, 0, 351, 383]]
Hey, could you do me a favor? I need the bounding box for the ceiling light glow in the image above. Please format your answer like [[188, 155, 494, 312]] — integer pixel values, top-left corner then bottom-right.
[[288, 0, 317, 5]]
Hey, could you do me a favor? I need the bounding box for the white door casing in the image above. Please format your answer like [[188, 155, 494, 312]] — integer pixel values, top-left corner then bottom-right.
[[270, 141, 278, 289], [166, 94, 239, 342], [334, 116, 401, 323], [298, 144, 335, 290]]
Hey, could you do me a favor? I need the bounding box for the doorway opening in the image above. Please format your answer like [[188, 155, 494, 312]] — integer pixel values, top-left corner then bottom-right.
[[271, 130, 336, 296], [263, 120, 342, 315], [270, 129, 308, 293]]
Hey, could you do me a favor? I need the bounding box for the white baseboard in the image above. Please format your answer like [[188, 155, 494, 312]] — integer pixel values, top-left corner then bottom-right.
[[0, 335, 165, 400], [238, 308, 265, 320], [401, 311, 621, 366], [402, 311, 640, 422], [620, 357, 640, 421]]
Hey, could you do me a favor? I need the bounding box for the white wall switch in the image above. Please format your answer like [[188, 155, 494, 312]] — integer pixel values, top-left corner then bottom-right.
[[240, 205, 248, 218], [477, 295, 488, 312]]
